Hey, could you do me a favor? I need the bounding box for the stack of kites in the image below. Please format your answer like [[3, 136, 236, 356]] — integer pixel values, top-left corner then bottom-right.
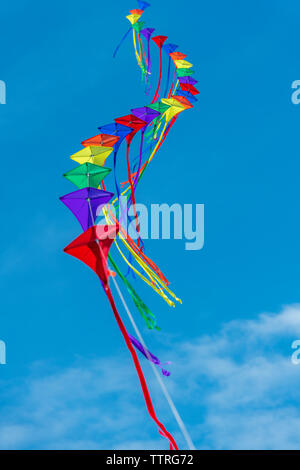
[[60, 0, 199, 450]]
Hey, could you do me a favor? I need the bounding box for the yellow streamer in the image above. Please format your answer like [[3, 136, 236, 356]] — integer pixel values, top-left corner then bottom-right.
[[102, 206, 182, 306], [133, 30, 142, 67]]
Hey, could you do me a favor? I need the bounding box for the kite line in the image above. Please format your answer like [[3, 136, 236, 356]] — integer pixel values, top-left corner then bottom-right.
[[60, 0, 199, 449], [110, 275, 196, 450]]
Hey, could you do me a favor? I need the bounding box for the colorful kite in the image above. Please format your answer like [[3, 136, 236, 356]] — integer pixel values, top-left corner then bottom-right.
[[61, 1, 197, 450]]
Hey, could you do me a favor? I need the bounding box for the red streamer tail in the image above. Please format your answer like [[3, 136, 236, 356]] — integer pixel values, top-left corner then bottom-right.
[[103, 282, 178, 450], [152, 47, 163, 103]]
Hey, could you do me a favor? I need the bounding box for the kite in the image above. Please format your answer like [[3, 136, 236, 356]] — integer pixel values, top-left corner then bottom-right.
[[60, 1, 198, 450]]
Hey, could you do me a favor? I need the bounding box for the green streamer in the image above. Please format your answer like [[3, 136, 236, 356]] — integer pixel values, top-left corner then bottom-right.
[[108, 254, 160, 331]]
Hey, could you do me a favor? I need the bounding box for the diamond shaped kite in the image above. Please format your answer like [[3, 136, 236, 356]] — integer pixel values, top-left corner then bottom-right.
[[60, 187, 114, 231], [115, 114, 147, 144], [174, 59, 193, 69], [63, 163, 111, 190], [178, 76, 198, 85], [169, 51, 187, 60], [97, 123, 134, 152], [131, 106, 160, 124], [81, 134, 120, 148], [64, 225, 119, 285], [70, 146, 113, 167], [176, 68, 195, 77], [175, 90, 198, 103], [179, 83, 200, 95]]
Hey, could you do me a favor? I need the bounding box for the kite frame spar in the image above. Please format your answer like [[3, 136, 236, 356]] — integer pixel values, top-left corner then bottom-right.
[[61, 0, 198, 450]]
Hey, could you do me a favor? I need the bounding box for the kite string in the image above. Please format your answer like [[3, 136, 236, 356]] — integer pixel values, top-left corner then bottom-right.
[[110, 274, 196, 451]]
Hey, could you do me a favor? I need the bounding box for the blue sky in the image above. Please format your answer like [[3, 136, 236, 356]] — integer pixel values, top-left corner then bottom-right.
[[1, 0, 300, 449]]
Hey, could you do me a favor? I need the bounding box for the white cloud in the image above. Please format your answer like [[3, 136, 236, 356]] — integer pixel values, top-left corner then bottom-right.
[[0, 357, 158, 450], [239, 303, 300, 337], [1, 304, 300, 449], [169, 304, 300, 449]]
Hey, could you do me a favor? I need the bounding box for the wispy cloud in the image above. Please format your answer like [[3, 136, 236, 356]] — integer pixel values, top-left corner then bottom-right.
[[1, 304, 300, 449], [170, 303, 300, 449], [0, 357, 158, 450]]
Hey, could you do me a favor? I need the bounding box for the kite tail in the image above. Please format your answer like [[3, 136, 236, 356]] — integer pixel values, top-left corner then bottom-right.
[[145, 39, 152, 94], [140, 35, 148, 68], [139, 33, 148, 78], [134, 117, 178, 186], [164, 57, 172, 97], [108, 253, 160, 331], [103, 183, 170, 286], [133, 29, 142, 67], [120, 115, 172, 189], [168, 68, 177, 98], [103, 282, 178, 450], [151, 46, 163, 103], [113, 27, 132, 58], [129, 333, 171, 377], [133, 129, 145, 193], [126, 141, 142, 249], [113, 150, 121, 199], [153, 115, 178, 154]]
